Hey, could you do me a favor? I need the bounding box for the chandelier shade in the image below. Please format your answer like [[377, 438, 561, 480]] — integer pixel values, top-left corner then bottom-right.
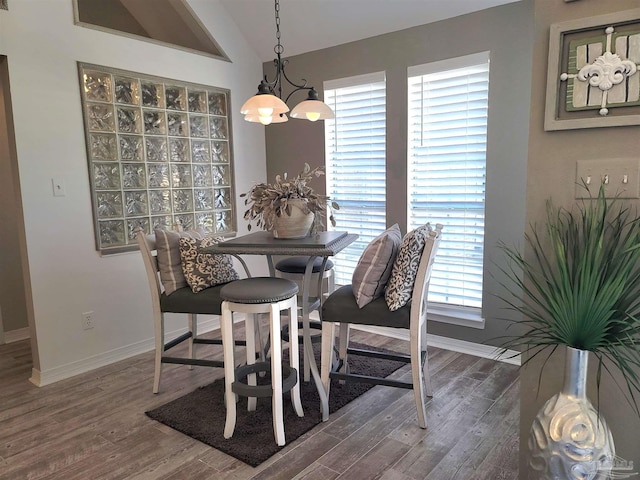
[[242, 0, 333, 125], [244, 112, 289, 125], [290, 89, 335, 121], [240, 88, 289, 116]]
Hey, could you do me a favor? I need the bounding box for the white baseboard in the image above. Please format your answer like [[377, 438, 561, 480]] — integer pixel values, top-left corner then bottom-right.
[[29, 316, 520, 387], [4, 327, 30, 344], [351, 325, 521, 366], [30, 317, 222, 387]]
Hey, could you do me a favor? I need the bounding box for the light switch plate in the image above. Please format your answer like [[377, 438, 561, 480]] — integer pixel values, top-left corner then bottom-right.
[[575, 158, 640, 199], [52, 177, 66, 197]]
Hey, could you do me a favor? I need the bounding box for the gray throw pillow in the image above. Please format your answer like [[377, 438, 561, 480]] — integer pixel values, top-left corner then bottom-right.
[[155, 228, 205, 295], [352, 224, 402, 308], [179, 236, 239, 293], [385, 223, 432, 311]]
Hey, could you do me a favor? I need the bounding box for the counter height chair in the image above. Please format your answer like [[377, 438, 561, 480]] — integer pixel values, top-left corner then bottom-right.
[[136, 227, 252, 394], [219, 277, 304, 446], [320, 224, 442, 428]]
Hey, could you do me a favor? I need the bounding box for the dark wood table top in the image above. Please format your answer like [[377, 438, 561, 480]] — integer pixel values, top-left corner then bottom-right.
[[204, 230, 358, 256]]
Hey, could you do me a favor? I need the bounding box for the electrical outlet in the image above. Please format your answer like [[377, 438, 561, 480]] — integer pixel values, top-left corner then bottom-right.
[[81, 311, 94, 330]]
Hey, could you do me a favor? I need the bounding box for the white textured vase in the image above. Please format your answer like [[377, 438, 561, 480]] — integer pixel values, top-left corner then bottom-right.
[[272, 199, 314, 239], [529, 347, 615, 480]]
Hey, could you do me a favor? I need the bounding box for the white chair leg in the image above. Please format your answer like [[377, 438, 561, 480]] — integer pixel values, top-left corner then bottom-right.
[[300, 267, 314, 384], [423, 347, 433, 398], [421, 319, 433, 397], [302, 314, 311, 383], [188, 313, 197, 370], [153, 312, 165, 394], [221, 303, 238, 439], [326, 268, 335, 299], [338, 323, 350, 374], [270, 303, 286, 446], [245, 313, 257, 412], [254, 313, 266, 364], [321, 321, 336, 399], [287, 300, 304, 418], [410, 324, 428, 429]]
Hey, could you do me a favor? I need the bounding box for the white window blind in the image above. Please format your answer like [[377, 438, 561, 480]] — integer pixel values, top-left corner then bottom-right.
[[407, 52, 489, 309], [324, 72, 387, 286]]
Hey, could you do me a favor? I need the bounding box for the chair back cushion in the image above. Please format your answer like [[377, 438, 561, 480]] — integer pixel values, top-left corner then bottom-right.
[[385, 223, 433, 311], [352, 224, 402, 308], [179, 236, 239, 293], [155, 228, 205, 295]]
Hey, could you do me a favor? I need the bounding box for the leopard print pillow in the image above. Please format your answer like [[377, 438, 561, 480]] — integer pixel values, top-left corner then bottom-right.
[[179, 235, 239, 293], [384, 224, 432, 311]]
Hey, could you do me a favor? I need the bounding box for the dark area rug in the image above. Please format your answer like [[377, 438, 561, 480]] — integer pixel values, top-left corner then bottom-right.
[[145, 342, 405, 467]]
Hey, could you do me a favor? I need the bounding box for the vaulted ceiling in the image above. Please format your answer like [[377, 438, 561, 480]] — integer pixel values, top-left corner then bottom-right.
[[218, 0, 522, 62], [74, 0, 522, 63], [75, 0, 228, 60]]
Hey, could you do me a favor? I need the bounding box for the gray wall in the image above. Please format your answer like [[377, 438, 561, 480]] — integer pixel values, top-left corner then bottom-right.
[[263, 0, 640, 475], [0, 56, 30, 336], [521, 0, 640, 475], [1, 0, 266, 381], [263, 1, 534, 347]]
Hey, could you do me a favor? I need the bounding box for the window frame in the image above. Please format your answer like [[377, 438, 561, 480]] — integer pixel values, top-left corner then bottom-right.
[[324, 71, 387, 286], [407, 51, 490, 326]]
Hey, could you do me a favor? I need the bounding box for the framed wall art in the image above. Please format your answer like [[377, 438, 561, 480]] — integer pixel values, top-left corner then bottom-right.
[[544, 8, 640, 131], [78, 63, 236, 254]]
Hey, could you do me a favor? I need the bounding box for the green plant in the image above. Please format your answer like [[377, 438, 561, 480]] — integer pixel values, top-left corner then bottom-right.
[[497, 186, 640, 413], [240, 163, 339, 232]]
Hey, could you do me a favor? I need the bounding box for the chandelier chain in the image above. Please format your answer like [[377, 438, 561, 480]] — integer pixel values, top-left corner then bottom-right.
[[274, 0, 283, 55], [242, 0, 333, 123]]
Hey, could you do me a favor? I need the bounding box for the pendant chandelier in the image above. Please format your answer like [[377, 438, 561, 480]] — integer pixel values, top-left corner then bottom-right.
[[240, 0, 334, 125]]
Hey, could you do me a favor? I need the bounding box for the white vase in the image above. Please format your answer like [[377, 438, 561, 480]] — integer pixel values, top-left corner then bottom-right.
[[272, 199, 314, 239], [529, 346, 615, 480]]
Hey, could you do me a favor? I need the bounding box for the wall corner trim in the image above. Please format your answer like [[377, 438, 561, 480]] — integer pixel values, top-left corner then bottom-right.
[[29, 368, 41, 387], [4, 327, 29, 344]]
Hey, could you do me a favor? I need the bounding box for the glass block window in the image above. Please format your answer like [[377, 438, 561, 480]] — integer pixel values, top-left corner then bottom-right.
[[78, 63, 235, 254]]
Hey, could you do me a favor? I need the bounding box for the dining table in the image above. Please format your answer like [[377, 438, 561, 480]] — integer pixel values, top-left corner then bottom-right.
[[205, 230, 358, 421]]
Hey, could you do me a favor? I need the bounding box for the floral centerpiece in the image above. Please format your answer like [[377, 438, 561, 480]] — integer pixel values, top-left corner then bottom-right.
[[241, 163, 339, 238]]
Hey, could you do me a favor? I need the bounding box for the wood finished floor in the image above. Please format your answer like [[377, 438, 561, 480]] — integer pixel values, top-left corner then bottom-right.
[[0, 330, 519, 479]]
